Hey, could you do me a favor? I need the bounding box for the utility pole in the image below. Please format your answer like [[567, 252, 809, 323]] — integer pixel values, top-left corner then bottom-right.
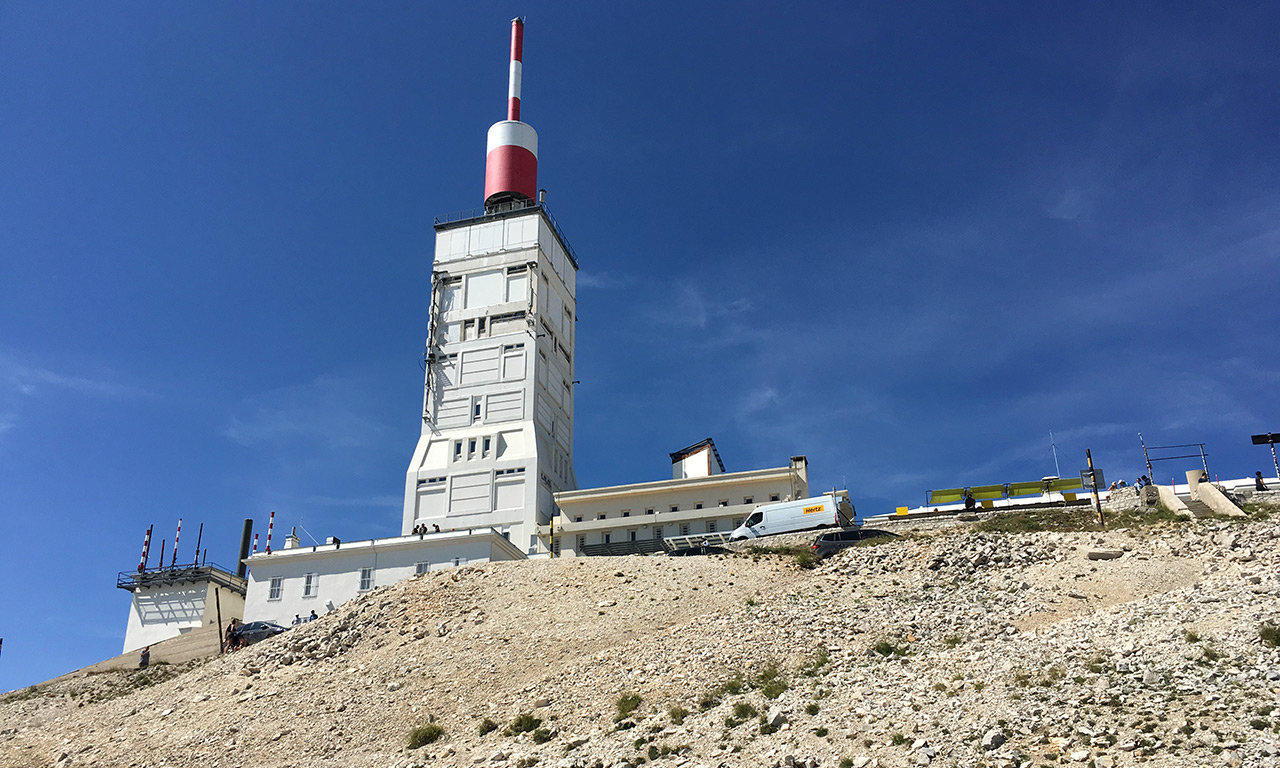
[[1252, 433, 1280, 483], [1086, 449, 1104, 529]]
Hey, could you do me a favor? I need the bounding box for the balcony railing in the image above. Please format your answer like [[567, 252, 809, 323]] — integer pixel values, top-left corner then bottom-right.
[[117, 563, 247, 594]]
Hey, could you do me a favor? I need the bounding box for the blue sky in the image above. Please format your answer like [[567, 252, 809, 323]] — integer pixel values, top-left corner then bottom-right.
[[2, 2, 1277, 690]]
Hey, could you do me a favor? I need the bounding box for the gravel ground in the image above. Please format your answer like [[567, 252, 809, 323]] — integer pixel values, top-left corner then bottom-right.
[[3, 512, 1278, 768]]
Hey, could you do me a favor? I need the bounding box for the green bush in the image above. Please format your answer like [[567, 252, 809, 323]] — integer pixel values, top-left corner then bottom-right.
[[805, 702, 820, 715], [732, 701, 757, 719], [504, 712, 542, 736], [872, 640, 908, 658], [1261, 623, 1280, 648], [407, 723, 445, 748], [616, 692, 643, 720], [478, 718, 498, 736], [532, 727, 553, 743], [668, 705, 688, 725]]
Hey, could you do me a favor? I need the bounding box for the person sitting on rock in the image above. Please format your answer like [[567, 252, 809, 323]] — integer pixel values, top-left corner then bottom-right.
[[1257, 472, 1269, 492]]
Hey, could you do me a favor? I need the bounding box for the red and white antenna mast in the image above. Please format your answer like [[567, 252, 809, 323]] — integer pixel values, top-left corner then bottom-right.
[[484, 18, 538, 210]]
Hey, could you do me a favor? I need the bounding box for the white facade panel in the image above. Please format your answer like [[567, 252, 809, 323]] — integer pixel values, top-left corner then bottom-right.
[[460, 348, 501, 385], [486, 390, 524, 422], [449, 471, 491, 515], [466, 270, 504, 307], [437, 396, 470, 428]]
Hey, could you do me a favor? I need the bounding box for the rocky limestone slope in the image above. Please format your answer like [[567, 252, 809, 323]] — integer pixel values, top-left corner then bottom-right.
[[3, 515, 1279, 768]]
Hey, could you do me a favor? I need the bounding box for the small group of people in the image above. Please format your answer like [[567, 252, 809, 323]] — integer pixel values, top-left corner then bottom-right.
[[410, 523, 442, 535], [291, 610, 319, 625]]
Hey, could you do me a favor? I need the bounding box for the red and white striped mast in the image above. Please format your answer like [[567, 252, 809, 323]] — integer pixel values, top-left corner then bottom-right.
[[484, 18, 538, 210], [265, 510, 275, 554], [137, 525, 153, 572]]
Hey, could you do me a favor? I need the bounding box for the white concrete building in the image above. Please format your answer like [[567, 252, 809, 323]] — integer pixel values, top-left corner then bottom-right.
[[399, 196, 578, 556], [552, 440, 809, 556], [241, 528, 525, 626], [117, 564, 246, 653]]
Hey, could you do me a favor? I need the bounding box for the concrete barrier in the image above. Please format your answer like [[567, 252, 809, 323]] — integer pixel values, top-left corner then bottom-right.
[[1156, 484, 1191, 515], [1197, 482, 1246, 518]]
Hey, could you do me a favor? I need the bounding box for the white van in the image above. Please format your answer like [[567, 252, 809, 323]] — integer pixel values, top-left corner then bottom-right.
[[728, 492, 854, 540]]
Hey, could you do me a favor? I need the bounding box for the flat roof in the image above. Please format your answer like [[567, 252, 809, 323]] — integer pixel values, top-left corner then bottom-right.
[[555, 464, 795, 505], [241, 527, 526, 568]]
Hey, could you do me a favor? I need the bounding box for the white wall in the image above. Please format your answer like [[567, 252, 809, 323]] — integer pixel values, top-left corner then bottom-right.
[[122, 581, 245, 654], [242, 533, 523, 626]]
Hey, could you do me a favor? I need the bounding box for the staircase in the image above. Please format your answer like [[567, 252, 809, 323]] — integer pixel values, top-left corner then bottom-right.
[[1184, 498, 1214, 518]]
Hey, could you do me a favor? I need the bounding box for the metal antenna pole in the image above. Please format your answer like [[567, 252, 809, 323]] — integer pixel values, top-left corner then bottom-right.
[[1050, 431, 1061, 477], [1199, 444, 1209, 475], [1271, 442, 1280, 485], [1139, 432, 1153, 481], [1086, 449, 1104, 529]]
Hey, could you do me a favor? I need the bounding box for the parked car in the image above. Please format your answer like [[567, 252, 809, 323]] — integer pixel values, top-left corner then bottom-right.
[[230, 621, 288, 647], [810, 528, 864, 559]]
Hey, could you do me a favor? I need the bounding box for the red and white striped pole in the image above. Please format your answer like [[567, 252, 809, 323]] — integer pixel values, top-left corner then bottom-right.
[[265, 510, 275, 554], [507, 17, 523, 121], [484, 18, 538, 207], [138, 525, 153, 571], [171, 518, 182, 567], [251, 533, 259, 554]]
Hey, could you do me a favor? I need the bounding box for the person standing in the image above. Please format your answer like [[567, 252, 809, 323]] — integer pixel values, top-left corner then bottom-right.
[[138, 646, 150, 669], [308, 610, 319, 622]]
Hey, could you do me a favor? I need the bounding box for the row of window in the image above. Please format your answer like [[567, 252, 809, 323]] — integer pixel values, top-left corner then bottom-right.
[[265, 559, 475, 602], [572, 495, 779, 522], [267, 568, 375, 601], [573, 518, 745, 549]]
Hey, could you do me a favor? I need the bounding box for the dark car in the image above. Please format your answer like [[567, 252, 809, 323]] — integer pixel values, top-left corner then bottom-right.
[[810, 528, 864, 559], [230, 621, 288, 646]]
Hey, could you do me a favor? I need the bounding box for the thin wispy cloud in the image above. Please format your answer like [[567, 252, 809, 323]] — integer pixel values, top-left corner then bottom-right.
[[223, 374, 391, 450], [577, 271, 632, 289], [0, 353, 147, 399]]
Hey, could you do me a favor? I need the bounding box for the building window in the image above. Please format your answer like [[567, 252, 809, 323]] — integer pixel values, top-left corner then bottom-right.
[[670, 505, 679, 513], [574, 516, 582, 523], [576, 535, 586, 551], [482, 436, 492, 456], [654, 526, 663, 540], [468, 438, 477, 456], [718, 499, 729, 507], [415, 562, 429, 575], [268, 576, 283, 601], [454, 441, 463, 460], [733, 518, 744, 528], [303, 573, 319, 598], [473, 401, 482, 421], [604, 533, 611, 544], [679, 524, 690, 536], [629, 530, 637, 542], [770, 494, 780, 502], [453, 557, 467, 567], [744, 497, 754, 504], [622, 510, 630, 517], [645, 508, 654, 515], [598, 513, 606, 520], [707, 521, 717, 533], [695, 503, 703, 509], [359, 567, 374, 592]]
